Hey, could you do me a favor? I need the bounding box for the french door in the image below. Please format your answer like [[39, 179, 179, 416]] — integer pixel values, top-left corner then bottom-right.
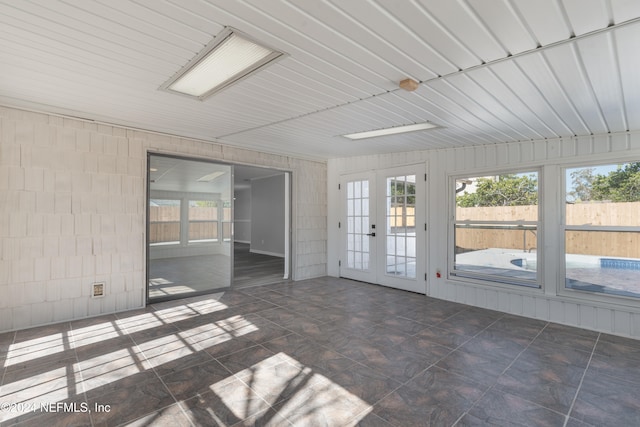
[[340, 164, 426, 293]]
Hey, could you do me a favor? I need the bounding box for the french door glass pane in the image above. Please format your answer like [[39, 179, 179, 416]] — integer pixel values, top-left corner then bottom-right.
[[386, 175, 416, 278], [346, 179, 370, 271]]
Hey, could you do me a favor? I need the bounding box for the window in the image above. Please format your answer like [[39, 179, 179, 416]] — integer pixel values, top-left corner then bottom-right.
[[564, 163, 640, 299], [149, 199, 181, 245], [188, 200, 218, 243], [222, 201, 233, 242], [452, 171, 539, 287]]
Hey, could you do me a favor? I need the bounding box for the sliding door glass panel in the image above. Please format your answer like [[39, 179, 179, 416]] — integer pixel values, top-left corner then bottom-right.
[[188, 200, 218, 243], [148, 154, 232, 302], [149, 199, 181, 245]]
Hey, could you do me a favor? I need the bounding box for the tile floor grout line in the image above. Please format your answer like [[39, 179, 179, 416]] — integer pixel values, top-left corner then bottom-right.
[[0, 331, 16, 388], [118, 306, 219, 427], [67, 322, 95, 427], [563, 332, 601, 427], [498, 321, 550, 377], [449, 319, 552, 426]]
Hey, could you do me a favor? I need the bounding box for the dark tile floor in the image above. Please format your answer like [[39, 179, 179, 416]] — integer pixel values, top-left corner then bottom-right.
[[1, 277, 640, 426], [148, 243, 284, 300]]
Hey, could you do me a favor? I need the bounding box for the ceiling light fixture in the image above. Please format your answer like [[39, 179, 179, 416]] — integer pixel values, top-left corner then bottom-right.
[[343, 122, 439, 140], [160, 27, 285, 100], [196, 171, 226, 182], [399, 78, 419, 91]]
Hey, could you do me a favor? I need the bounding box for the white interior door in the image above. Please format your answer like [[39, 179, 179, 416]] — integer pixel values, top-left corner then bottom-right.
[[340, 164, 426, 293]]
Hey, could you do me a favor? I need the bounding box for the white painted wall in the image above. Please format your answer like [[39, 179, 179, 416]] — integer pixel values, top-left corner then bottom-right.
[[251, 174, 285, 257], [0, 106, 327, 332], [233, 188, 251, 244], [328, 133, 640, 339]]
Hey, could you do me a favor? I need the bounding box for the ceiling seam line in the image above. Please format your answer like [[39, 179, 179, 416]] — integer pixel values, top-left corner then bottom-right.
[[462, 72, 545, 140], [438, 78, 531, 140], [17, 1, 188, 64], [608, 30, 630, 132], [569, 43, 610, 133], [538, 51, 592, 135], [511, 59, 574, 135], [284, 0, 439, 79], [484, 67, 558, 138], [205, 0, 397, 90], [216, 17, 640, 140]]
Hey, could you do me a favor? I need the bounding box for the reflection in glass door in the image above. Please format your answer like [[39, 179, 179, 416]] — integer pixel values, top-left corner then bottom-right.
[[147, 154, 233, 302]]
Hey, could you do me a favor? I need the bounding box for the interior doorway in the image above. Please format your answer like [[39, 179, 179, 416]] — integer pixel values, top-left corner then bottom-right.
[[232, 165, 290, 288], [146, 155, 290, 303]]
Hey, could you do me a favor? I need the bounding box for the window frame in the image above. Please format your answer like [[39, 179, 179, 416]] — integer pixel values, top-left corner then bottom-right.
[[449, 168, 543, 290], [149, 197, 182, 247], [559, 161, 640, 303]]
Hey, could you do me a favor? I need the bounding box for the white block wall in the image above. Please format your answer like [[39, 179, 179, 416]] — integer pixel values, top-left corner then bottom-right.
[[0, 106, 326, 332], [328, 133, 640, 339]]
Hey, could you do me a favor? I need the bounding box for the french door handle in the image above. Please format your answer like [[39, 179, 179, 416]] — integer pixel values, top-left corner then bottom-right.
[[366, 232, 376, 237]]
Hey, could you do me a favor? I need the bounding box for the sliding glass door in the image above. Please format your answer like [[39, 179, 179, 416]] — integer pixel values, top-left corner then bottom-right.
[[147, 154, 233, 302]]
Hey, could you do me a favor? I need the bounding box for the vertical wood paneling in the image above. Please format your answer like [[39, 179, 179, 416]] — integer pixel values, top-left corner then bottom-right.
[[462, 147, 475, 170], [535, 298, 550, 320], [596, 307, 614, 332], [611, 133, 629, 152], [520, 141, 534, 163], [630, 133, 640, 150], [486, 289, 499, 310], [509, 293, 523, 315], [498, 291, 510, 312], [549, 300, 565, 323], [496, 144, 509, 166], [507, 143, 520, 164], [473, 145, 487, 168], [576, 136, 593, 155], [522, 295, 536, 317], [561, 138, 577, 157], [534, 140, 547, 160], [580, 305, 597, 329], [564, 302, 579, 326], [593, 134, 610, 153], [631, 313, 640, 337], [547, 140, 561, 159]]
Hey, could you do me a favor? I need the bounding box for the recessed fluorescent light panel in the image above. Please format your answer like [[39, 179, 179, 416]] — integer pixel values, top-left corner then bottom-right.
[[343, 122, 439, 140], [196, 171, 226, 182], [160, 27, 285, 100]]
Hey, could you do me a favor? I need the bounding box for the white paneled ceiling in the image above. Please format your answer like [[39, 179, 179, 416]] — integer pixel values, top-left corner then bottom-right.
[[1, 0, 639, 160]]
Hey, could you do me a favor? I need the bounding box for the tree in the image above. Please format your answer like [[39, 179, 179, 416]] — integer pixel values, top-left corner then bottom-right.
[[591, 162, 640, 202], [456, 174, 538, 207], [567, 167, 595, 203]]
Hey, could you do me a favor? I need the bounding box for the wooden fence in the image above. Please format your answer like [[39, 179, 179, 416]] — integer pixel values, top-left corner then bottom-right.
[[456, 202, 640, 257], [149, 206, 227, 243]]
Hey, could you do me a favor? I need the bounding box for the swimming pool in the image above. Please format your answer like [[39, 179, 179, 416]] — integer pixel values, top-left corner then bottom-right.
[[455, 249, 640, 298]]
